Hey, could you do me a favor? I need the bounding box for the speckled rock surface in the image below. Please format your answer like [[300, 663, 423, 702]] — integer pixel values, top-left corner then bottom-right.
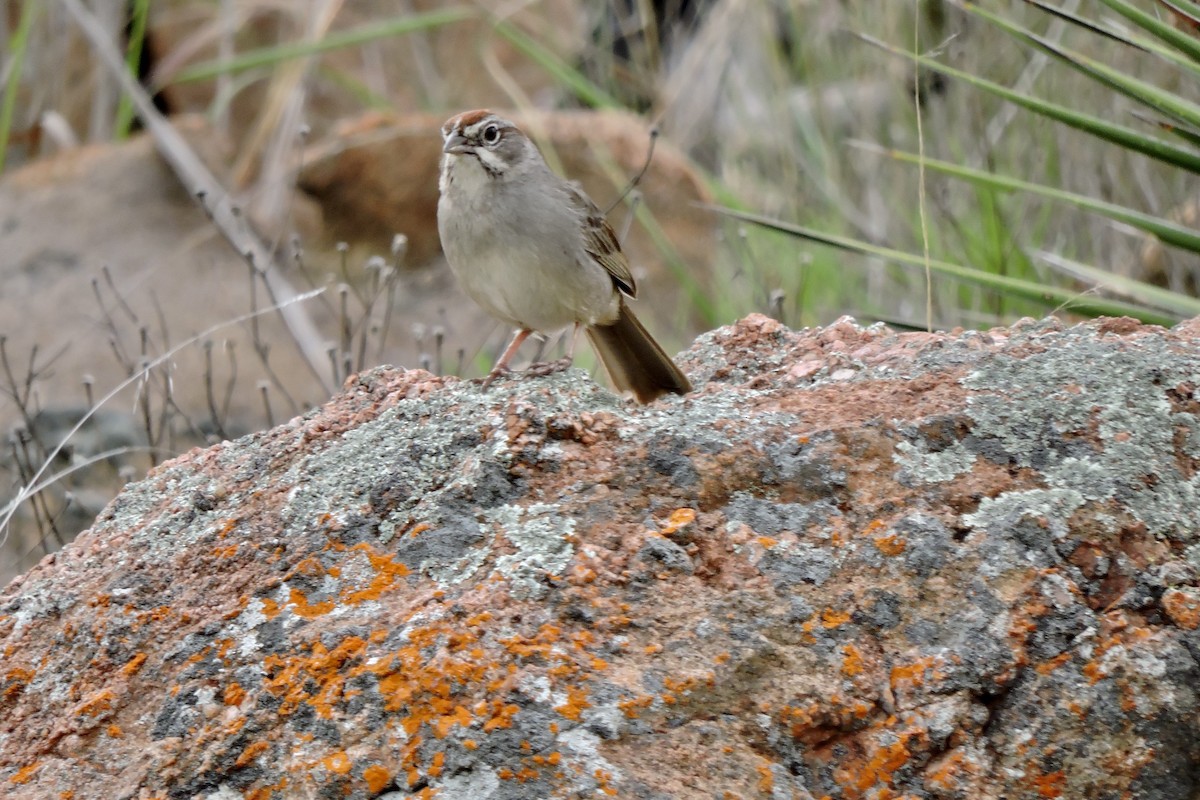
[[3, 313, 1200, 799]]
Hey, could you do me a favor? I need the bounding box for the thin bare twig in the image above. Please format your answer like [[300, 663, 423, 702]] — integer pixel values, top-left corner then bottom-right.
[[58, 0, 334, 395], [605, 126, 658, 216], [0, 288, 324, 544]]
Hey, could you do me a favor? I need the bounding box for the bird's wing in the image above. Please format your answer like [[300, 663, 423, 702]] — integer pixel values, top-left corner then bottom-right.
[[566, 183, 637, 298]]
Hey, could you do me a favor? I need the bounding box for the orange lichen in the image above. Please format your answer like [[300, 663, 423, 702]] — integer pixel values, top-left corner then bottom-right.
[[554, 686, 592, 721], [662, 507, 697, 535], [289, 556, 325, 579], [1034, 652, 1071, 676], [122, 652, 148, 676], [595, 768, 619, 796], [483, 703, 521, 732], [212, 543, 239, 559], [341, 543, 411, 604], [570, 566, 597, 585], [1162, 588, 1200, 630], [235, 741, 270, 768], [925, 749, 972, 790], [851, 734, 913, 792], [246, 598, 619, 792], [260, 597, 281, 619], [106, 724, 122, 737], [74, 689, 115, 718], [778, 703, 815, 729], [1032, 769, 1066, 798], [890, 656, 945, 690], [323, 751, 353, 775], [264, 636, 369, 717], [10, 763, 39, 784], [224, 682, 247, 706], [757, 536, 778, 549], [619, 695, 654, 719], [756, 762, 774, 792], [3, 666, 34, 699], [821, 608, 851, 628], [246, 777, 289, 800], [644, 643, 663, 655], [842, 643, 865, 677], [287, 587, 336, 619], [363, 765, 392, 793], [872, 534, 906, 556], [433, 705, 472, 738]]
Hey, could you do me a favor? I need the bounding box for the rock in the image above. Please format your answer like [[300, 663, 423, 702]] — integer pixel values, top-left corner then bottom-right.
[[2, 313, 1199, 798]]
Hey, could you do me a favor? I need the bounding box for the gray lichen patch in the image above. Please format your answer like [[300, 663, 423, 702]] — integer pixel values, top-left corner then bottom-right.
[[963, 327, 1200, 541], [491, 503, 576, 599], [893, 439, 976, 485]]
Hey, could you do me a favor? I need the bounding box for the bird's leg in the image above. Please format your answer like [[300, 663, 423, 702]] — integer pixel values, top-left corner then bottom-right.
[[528, 323, 579, 377], [481, 328, 533, 390]]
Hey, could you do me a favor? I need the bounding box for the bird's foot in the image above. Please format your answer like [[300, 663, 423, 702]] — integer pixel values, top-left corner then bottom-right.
[[525, 356, 574, 378], [479, 364, 511, 391]]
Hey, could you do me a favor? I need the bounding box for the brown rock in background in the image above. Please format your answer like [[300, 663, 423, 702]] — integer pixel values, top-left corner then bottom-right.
[[2, 314, 1199, 798]]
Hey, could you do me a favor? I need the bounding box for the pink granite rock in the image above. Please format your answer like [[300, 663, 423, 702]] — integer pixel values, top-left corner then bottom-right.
[[2, 314, 1199, 799]]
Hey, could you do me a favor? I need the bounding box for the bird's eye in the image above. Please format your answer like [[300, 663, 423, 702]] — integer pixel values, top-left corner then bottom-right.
[[482, 124, 500, 144]]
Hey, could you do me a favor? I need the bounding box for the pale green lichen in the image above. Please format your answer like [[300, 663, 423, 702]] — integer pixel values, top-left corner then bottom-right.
[[491, 502, 575, 599], [962, 328, 1200, 542], [893, 439, 977, 484]]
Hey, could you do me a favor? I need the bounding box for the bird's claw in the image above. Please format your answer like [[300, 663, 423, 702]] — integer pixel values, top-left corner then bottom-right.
[[525, 356, 574, 378]]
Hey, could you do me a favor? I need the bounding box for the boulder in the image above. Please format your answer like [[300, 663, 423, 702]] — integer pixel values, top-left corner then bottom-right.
[[2, 314, 1198, 798]]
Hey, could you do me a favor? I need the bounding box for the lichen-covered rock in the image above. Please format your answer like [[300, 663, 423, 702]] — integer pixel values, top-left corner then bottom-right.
[[2, 314, 1199, 799]]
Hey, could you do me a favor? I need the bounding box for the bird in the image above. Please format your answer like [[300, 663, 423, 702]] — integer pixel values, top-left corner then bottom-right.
[[436, 109, 691, 404]]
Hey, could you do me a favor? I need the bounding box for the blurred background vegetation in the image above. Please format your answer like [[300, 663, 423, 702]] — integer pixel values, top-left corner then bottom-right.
[[6, 1, 1199, 331], [2, 0, 1199, 576]]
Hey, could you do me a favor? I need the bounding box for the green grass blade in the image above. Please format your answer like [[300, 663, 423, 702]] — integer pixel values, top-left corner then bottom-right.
[[884, 148, 1200, 253], [858, 32, 1200, 174], [490, 19, 621, 108], [706, 205, 1182, 326], [1160, 0, 1200, 27], [1090, 0, 1200, 62], [171, 9, 473, 85], [1035, 249, 1200, 317], [114, 0, 151, 139], [1025, 0, 1150, 49], [960, 1, 1200, 131], [0, 0, 40, 174], [1027, 0, 1200, 79]]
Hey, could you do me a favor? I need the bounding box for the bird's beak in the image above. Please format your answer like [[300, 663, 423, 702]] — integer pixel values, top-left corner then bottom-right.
[[442, 131, 472, 155]]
